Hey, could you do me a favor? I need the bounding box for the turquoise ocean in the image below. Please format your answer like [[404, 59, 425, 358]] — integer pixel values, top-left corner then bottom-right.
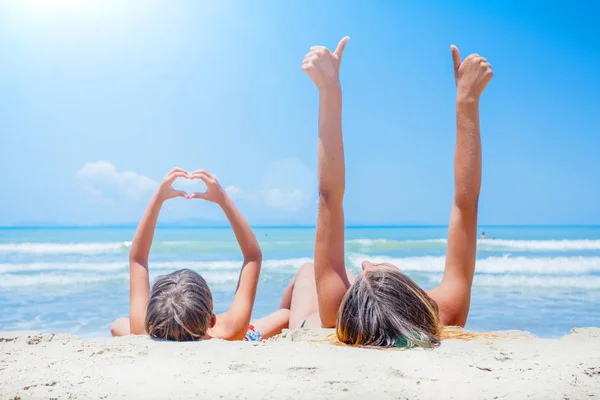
[[1, 226, 599, 338]]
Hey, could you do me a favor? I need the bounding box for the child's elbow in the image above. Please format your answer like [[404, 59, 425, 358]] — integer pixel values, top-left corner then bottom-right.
[[222, 324, 249, 341], [245, 249, 262, 263], [129, 323, 146, 336], [320, 313, 337, 329]]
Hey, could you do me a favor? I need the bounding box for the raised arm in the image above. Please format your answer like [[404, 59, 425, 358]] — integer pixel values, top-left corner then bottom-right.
[[302, 36, 350, 328], [129, 168, 188, 334], [428, 46, 493, 327], [189, 170, 262, 340]]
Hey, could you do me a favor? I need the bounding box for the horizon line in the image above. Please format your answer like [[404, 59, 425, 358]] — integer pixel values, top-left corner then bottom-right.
[[1, 224, 600, 230]]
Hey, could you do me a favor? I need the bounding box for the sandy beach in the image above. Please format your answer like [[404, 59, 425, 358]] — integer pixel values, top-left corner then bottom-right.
[[1, 328, 599, 400]]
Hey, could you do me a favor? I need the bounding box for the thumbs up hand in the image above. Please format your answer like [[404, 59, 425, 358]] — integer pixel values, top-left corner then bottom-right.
[[302, 36, 350, 89], [451, 45, 493, 102]]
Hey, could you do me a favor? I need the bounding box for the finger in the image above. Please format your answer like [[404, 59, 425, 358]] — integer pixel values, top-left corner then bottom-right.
[[450, 45, 461, 79], [168, 167, 188, 176], [189, 192, 208, 200], [166, 171, 189, 183], [302, 56, 316, 65], [190, 168, 208, 176], [190, 169, 216, 180], [171, 190, 188, 198], [334, 36, 350, 61], [191, 173, 212, 186], [199, 169, 215, 180], [310, 46, 326, 51], [189, 173, 215, 187], [301, 63, 313, 71], [190, 170, 209, 179]]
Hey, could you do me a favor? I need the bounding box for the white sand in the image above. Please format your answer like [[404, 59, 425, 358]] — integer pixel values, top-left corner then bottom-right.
[[1, 328, 599, 399]]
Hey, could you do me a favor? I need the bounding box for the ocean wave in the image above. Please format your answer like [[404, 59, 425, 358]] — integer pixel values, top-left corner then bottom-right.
[[473, 275, 600, 289], [0, 240, 302, 255], [3, 254, 600, 290], [346, 253, 600, 275], [2, 237, 599, 256], [478, 239, 600, 251], [0, 270, 243, 289], [0, 262, 127, 273], [0, 273, 130, 288], [0, 242, 131, 254], [346, 238, 447, 252], [0, 238, 446, 255], [3, 255, 600, 276], [0, 257, 313, 274], [3, 269, 599, 290], [348, 238, 600, 252], [421, 273, 600, 289]]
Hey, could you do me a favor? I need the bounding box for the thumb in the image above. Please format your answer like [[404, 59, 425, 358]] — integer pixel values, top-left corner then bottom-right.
[[450, 45, 461, 81], [334, 36, 350, 62], [189, 192, 208, 200], [172, 190, 188, 199]]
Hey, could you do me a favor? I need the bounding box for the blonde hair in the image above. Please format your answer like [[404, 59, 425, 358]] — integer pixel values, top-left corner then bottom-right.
[[145, 269, 213, 341], [336, 268, 488, 348]]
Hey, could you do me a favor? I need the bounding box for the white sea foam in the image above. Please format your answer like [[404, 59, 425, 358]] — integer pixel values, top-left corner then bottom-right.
[[346, 239, 392, 245], [478, 239, 600, 251], [422, 273, 600, 289], [0, 258, 311, 288], [0, 262, 127, 273], [474, 275, 600, 289], [0, 242, 131, 254], [3, 255, 600, 290], [2, 238, 598, 255], [0, 271, 242, 289], [5, 269, 597, 290], [0, 258, 313, 274], [347, 238, 600, 251], [347, 253, 600, 275], [199, 272, 243, 285], [0, 273, 130, 288]]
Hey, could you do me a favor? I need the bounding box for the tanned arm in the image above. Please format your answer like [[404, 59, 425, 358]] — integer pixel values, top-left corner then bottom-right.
[[428, 45, 493, 327], [129, 168, 188, 334], [188, 170, 262, 340], [302, 36, 351, 328]]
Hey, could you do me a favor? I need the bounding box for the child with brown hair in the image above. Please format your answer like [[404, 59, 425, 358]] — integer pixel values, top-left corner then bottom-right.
[[110, 167, 289, 341]]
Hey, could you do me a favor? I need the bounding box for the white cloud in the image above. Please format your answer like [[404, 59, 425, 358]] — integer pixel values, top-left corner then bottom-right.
[[262, 189, 310, 211], [256, 158, 315, 212], [75, 161, 313, 212], [76, 161, 158, 202], [225, 185, 243, 197], [216, 159, 316, 212], [224, 186, 311, 212]]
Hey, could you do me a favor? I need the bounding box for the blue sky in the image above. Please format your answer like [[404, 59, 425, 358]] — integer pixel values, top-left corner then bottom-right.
[[0, 0, 598, 226]]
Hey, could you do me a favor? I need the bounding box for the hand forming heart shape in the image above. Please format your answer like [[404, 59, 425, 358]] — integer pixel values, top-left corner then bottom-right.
[[156, 168, 227, 204]]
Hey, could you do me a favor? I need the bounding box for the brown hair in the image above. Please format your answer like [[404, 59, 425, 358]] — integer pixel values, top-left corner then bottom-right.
[[336, 268, 483, 348], [144, 269, 213, 341]]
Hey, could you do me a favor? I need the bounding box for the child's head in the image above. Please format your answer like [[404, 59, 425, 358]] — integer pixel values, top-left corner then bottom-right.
[[336, 265, 441, 348], [144, 269, 214, 341]]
